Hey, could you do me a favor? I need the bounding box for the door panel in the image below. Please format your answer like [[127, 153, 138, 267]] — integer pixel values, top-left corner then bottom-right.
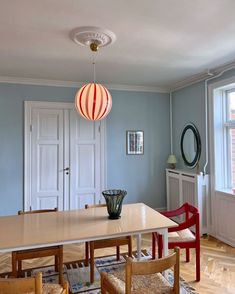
[[39, 145, 58, 191], [38, 196, 59, 209], [38, 113, 60, 140], [31, 108, 64, 210], [70, 109, 101, 209], [73, 193, 95, 211], [78, 118, 95, 140], [76, 145, 95, 189]]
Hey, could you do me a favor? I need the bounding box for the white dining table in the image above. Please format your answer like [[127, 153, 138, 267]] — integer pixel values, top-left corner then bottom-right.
[[0, 203, 177, 259]]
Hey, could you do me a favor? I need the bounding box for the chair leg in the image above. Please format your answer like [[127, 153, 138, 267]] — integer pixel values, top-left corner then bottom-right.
[[128, 237, 132, 257], [90, 241, 95, 283], [158, 235, 163, 259], [152, 233, 156, 259], [58, 246, 64, 285], [196, 245, 200, 281], [85, 242, 89, 266], [116, 246, 120, 260], [55, 255, 59, 272], [186, 248, 190, 262], [11, 252, 17, 278], [18, 260, 22, 277]]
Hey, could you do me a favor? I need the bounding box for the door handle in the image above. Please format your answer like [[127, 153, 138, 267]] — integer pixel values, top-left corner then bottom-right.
[[63, 167, 70, 175]]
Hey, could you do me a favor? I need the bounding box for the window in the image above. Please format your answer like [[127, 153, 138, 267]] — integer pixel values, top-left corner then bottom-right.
[[225, 90, 235, 187], [212, 82, 235, 191]]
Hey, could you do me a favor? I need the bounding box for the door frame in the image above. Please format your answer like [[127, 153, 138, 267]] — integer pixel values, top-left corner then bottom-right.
[[24, 101, 107, 211]]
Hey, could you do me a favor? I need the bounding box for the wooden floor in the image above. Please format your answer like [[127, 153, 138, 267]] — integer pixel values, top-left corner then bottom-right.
[[0, 234, 234, 294]]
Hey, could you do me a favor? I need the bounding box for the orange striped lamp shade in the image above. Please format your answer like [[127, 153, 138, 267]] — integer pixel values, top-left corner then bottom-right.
[[75, 83, 112, 120]]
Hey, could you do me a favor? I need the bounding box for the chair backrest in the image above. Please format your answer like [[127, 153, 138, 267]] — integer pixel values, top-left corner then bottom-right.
[[0, 272, 42, 294], [163, 203, 200, 236], [162, 202, 198, 218], [125, 247, 180, 294], [85, 204, 106, 209], [18, 208, 58, 215]]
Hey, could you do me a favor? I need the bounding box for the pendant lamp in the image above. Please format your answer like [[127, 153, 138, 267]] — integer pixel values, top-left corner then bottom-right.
[[71, 26, 116, 121], [75, 82, 112, 121]]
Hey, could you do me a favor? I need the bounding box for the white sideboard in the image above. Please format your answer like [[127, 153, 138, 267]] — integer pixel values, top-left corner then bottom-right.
[[166, 168, 209, 234]]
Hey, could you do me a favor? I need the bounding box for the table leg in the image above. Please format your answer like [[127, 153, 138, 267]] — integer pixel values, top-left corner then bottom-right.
[[136, 234, 141, 260], [162, 229, 168, 256], [156, 228, 169, 257]]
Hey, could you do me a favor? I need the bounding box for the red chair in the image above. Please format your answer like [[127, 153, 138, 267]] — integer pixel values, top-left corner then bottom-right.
[[152, 202, 200, 281]]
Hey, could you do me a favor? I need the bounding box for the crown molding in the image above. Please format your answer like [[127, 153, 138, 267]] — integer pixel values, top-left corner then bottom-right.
[[0, 76, 169, 93], [105, 83, 168, 93], [1, 59, 235, 94], [169, 60, 235, 92], [0, 76, 85, 88], [169, 72, 209, 92], [211, 60, 235, 75]]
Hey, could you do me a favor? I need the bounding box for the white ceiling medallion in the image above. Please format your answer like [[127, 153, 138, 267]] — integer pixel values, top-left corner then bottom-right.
[[70, 26, 116, 48]]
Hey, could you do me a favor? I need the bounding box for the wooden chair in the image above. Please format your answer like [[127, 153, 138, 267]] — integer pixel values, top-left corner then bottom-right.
[[101, 247, 180, 294], [85, 204, 132, 283], [0, 272, 68, 294], [12, 208, 64, 285], [152, 202, 200, 281]]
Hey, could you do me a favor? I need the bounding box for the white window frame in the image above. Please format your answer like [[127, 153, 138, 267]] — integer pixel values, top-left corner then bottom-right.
[[224, 89, 235, 188], [209, 77, 235, 192], [221, 87, 235, 189]]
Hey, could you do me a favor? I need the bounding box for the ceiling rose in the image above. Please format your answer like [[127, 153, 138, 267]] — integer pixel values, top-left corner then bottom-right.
[[70, 26, 116, 48]]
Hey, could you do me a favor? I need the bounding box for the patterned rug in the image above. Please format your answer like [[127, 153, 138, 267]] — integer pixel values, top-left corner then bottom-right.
[[1, 251, 198, 294]]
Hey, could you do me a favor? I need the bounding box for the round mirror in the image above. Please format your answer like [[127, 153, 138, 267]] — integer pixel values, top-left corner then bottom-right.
[[180, 123, 201, 168]]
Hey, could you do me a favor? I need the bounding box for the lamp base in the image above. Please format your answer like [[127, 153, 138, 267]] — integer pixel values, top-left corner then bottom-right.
[[169, 163, 176, 169]]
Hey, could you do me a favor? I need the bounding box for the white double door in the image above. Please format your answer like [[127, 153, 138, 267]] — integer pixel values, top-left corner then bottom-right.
[[24, 101, 106, 211]]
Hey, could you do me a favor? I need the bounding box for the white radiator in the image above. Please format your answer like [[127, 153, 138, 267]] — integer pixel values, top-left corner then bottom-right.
[[166, 169, 209, 235]]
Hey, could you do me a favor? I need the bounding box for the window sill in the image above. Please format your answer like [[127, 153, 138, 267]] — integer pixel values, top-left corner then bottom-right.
[[215, 188, 235, 197]]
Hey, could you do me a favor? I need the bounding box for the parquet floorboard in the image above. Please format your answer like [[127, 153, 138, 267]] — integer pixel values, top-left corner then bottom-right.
[[0, 234, 234, 294]]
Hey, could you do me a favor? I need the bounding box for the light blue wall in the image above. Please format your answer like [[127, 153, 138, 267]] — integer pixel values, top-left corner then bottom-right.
[[172, 82, 206, 172], [107, 90, 170, 208], [0, 83, 170, 215]]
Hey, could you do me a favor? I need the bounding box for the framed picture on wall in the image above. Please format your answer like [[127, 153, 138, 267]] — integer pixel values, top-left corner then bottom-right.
[[126, 130, 144, 155]]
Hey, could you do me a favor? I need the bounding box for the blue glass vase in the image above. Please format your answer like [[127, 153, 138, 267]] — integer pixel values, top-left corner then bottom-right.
[[102, 189, 127, 219]]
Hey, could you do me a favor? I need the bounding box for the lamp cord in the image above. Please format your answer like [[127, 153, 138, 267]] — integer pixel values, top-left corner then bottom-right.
[[169, 92, 173, 154], [92, 53, 98, 84], [93, 59, 96, 83]]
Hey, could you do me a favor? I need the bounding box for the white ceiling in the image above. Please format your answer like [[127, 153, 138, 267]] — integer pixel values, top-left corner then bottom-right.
[[0, 0, 235, 91]]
